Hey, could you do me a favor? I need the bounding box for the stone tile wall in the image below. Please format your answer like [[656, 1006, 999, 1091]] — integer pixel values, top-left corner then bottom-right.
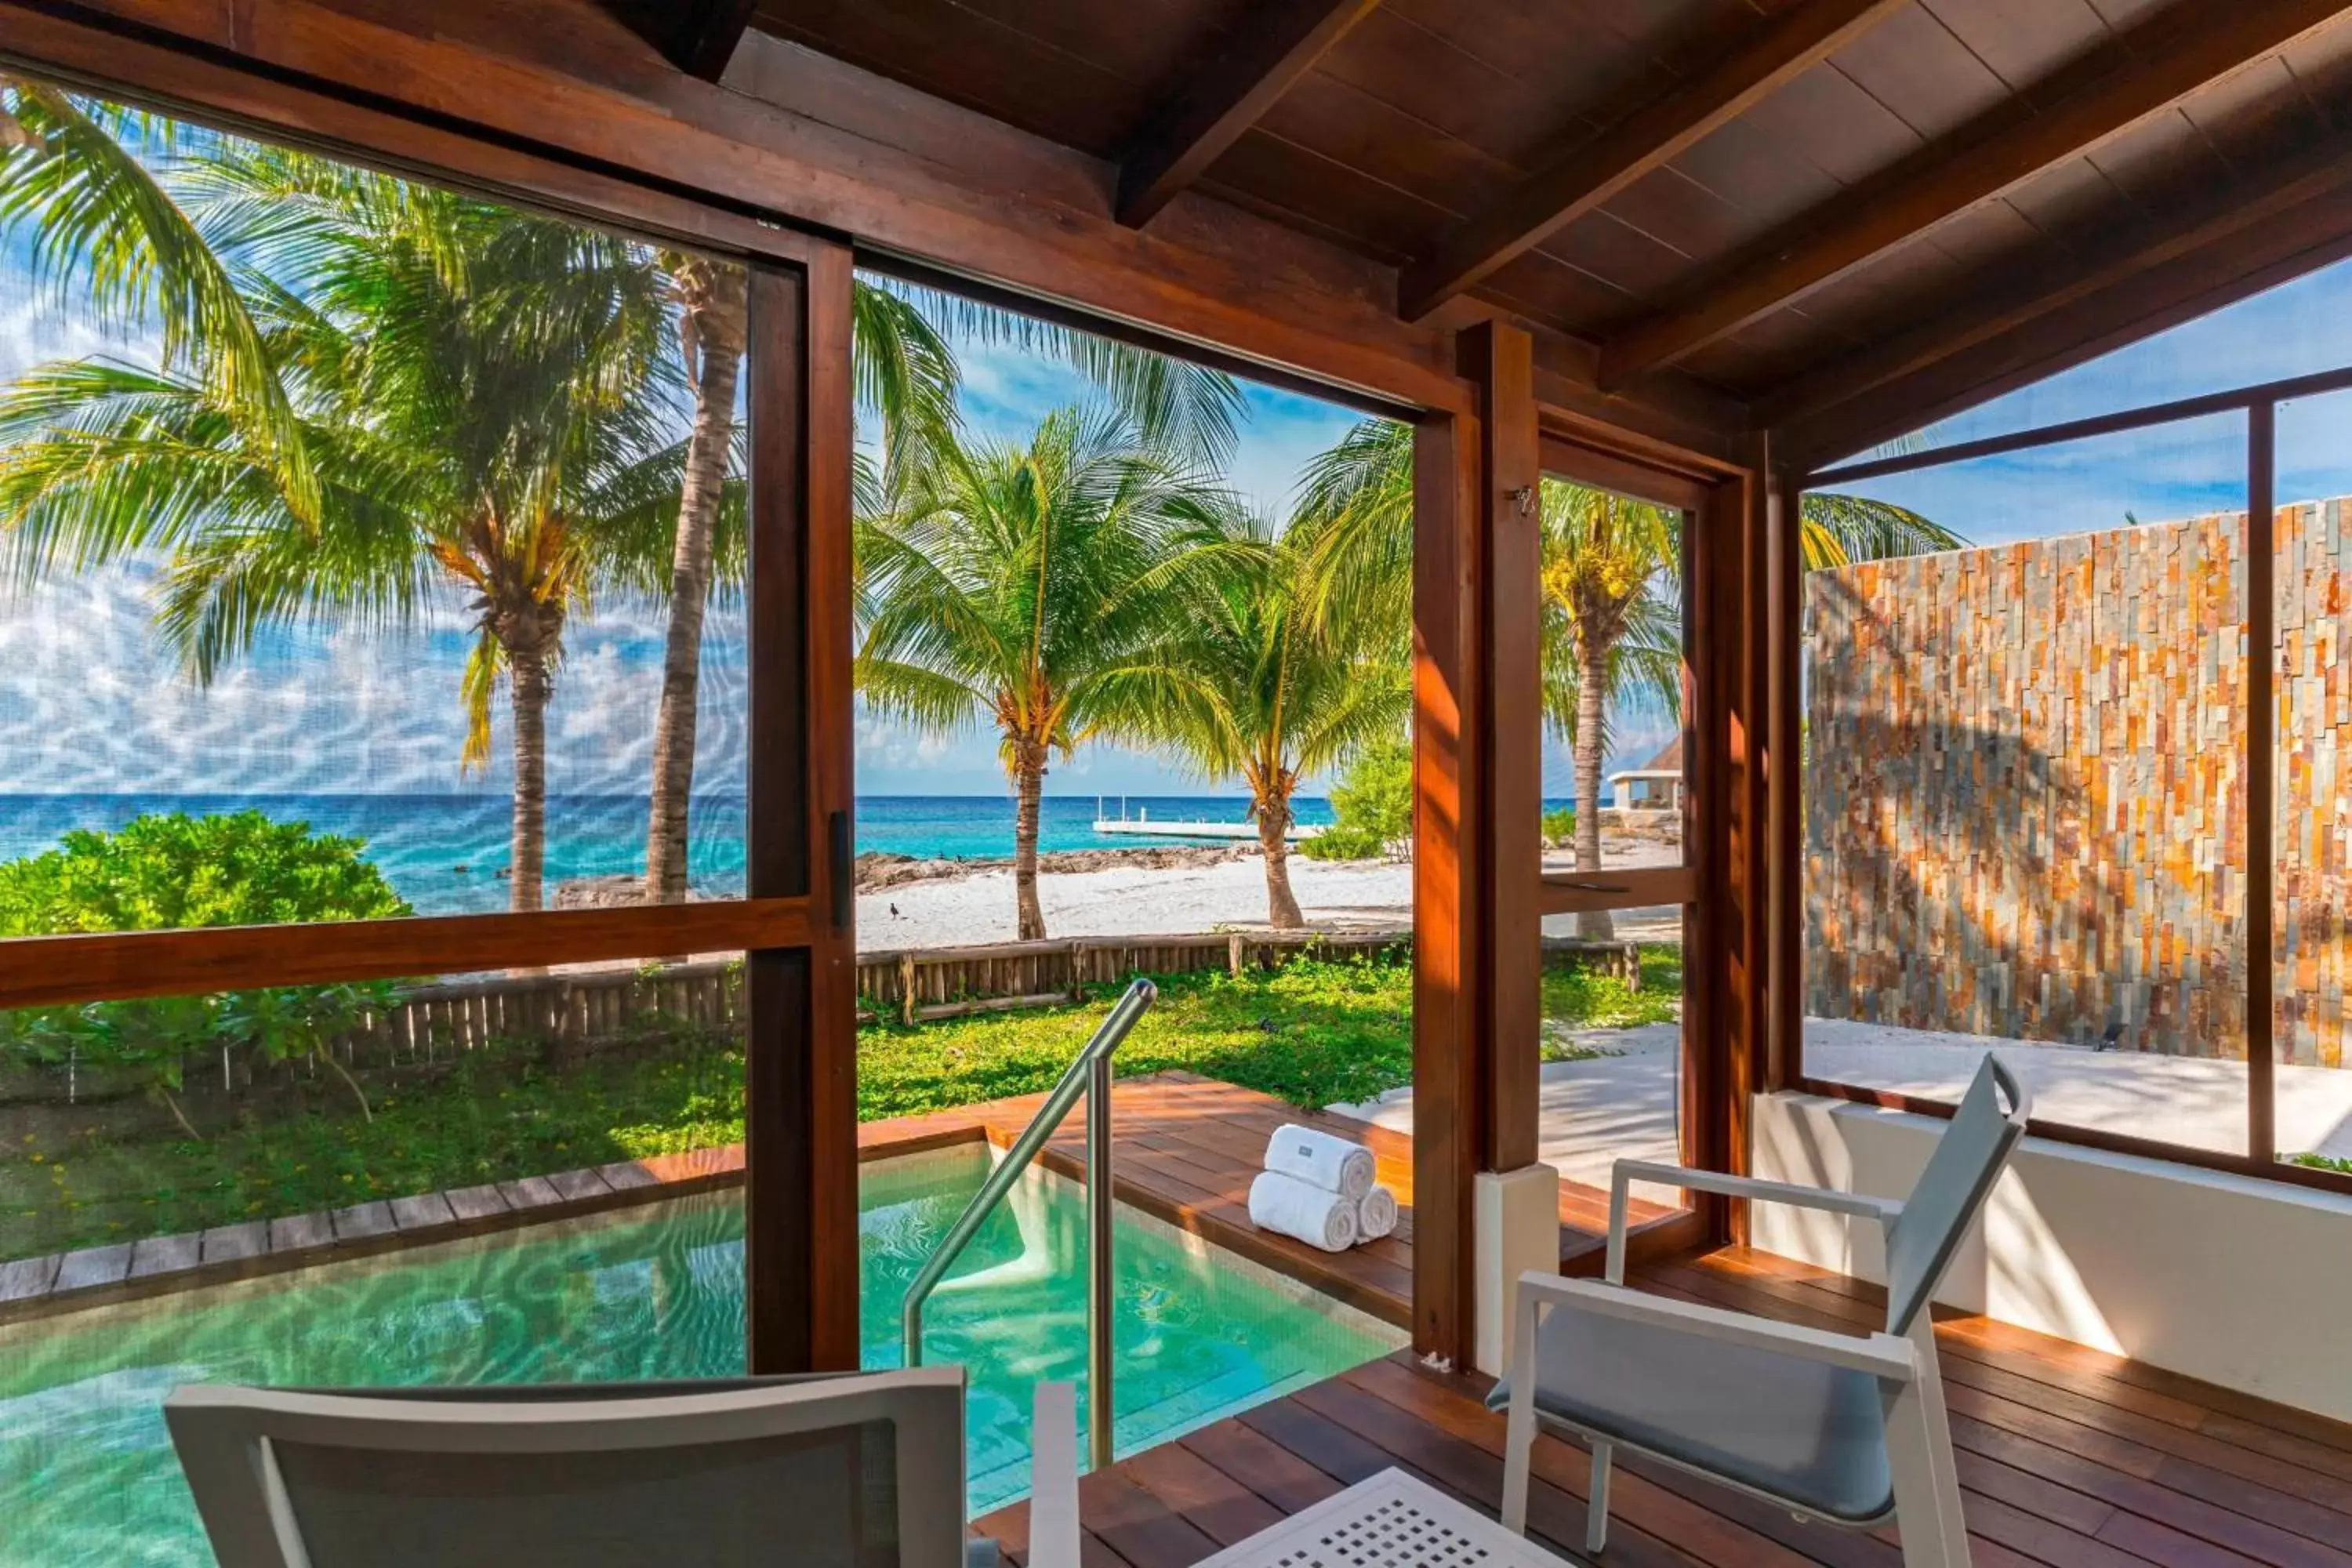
[[1806, 500, 2350, 1064]]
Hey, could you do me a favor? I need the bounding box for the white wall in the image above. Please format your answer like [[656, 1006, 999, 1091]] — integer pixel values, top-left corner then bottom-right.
[[1750, 1091, 2352, 1421]]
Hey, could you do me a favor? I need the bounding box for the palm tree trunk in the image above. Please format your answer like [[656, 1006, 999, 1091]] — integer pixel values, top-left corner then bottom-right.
[[1258, 792, 1305, 930], [510, 644, 551, 913], [644, 267, 747, 906], [1574, 636, 1613, 941], [1014, 742, 1048, 940]]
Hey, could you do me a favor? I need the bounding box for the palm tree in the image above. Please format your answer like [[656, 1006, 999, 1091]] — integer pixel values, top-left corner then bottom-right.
[[854, 406, 1221, 938], [0, 144, 677, 912], [634, 270, 1245, 905], [0, 73, 1246, 915], [1125, 506, 1410, 927], [641, 252, 747, 905], [1295, 418, 1967, 938], [1539, 482, 1682, 940]]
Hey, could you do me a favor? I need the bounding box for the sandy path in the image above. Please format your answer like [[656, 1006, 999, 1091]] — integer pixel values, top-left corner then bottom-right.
[[855, 837, 1683, 949]]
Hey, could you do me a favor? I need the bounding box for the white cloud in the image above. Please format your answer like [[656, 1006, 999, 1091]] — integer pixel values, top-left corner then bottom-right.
[[0, 292, 144, 386]]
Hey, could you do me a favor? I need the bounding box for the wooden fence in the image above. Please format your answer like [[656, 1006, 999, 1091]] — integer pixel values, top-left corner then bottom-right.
[[857, 930, 1410, 1023], [5, 927, 1646, 1112], [332, 931, 1417, 1065]]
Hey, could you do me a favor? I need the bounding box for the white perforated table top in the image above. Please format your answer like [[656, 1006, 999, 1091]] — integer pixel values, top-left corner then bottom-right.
[[1189, 1467, 1577, 1568]]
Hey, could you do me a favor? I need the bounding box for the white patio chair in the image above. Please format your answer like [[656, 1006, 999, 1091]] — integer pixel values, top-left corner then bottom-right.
[[1492, 1054, 2029, 1568], [165, 1369, 1082, 1568]]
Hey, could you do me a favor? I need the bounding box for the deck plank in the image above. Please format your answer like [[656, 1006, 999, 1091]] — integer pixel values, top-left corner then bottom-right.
[[877, 1069, 1662, 1331], [976, 1247, 2352, 1568]]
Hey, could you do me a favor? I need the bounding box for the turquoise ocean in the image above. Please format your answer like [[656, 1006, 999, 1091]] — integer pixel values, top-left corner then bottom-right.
[[0, 793, 1339, 917]]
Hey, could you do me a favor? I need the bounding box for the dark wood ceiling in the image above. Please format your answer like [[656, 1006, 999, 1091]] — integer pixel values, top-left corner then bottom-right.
[[731, 0, 2352, 454]]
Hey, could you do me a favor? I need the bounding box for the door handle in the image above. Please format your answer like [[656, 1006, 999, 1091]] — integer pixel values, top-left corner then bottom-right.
[[829, 809, 853, 930]]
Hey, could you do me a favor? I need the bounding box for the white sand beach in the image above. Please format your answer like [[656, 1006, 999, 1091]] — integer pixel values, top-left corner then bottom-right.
[[854, 834, 1685, 950]]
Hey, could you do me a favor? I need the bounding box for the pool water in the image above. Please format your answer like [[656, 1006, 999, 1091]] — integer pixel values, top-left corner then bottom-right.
[[0, 1145, 1403, 1565]]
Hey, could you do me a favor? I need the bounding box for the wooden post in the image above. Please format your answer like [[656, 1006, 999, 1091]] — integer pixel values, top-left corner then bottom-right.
[[743, 244, 858, 1375], [898, 952, 918, 1026], [1765, 457, 1804, 1095], [2249, 403, 2277, 1163], [1727, 458, 1770, 1241], [1471, 321, 1544, 1177], [1675, 466, 1755, 1243], [1413, 401, 1482, 1368]]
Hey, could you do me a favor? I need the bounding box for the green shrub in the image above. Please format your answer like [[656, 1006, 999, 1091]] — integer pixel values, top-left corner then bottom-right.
[[0, 810, 410, 935], [1541, 806, 1574, 845], [1301, 738, 1411, 861], [0, 812, 410, 1130]]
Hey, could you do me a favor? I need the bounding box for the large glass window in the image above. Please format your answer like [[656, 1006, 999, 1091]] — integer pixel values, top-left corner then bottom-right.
[[1802, 413, 2254, 1155], [0, 93, 750, 934], [1524, 475, 1697, 1224], [2270, 391, 2352, 1173], [0, 75, 800, 1568]]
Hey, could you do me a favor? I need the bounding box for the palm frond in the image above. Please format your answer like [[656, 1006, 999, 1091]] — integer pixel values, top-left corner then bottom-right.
[[0, 82, 319, 522], [1800, 491, 1966, 571], [874, 277, 1245, 466]]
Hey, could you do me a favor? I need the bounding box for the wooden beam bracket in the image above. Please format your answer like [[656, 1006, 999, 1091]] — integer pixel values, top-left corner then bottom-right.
[[1399, 0, 1906, 321], [592, 0, 756, 81], [1603, 0, 2352, 387], [1116, 0, 1385, 228]]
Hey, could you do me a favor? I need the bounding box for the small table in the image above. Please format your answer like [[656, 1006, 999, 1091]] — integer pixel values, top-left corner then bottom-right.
[[1190, 1467, 1579, 1567]]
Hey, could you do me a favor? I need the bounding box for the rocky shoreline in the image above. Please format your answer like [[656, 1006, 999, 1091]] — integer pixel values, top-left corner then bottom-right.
[[551, 818, 1677, 911]]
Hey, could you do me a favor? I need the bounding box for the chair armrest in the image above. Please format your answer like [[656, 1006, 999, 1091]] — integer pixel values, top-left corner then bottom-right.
[[1515, 1272, 1919, 1382], [1024, 1382, 1082, 1568], [1605, 1160, 1900, 1282]]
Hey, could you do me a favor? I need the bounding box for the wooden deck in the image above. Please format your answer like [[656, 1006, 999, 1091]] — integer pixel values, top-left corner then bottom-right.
[[863, 1069, 1681, 1329], [975, 1244, 2352, 1568], [3, 1069, 1669, 1327]]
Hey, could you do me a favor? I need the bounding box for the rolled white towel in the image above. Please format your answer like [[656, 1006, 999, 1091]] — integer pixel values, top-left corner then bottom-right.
[[1249, 1170, 1360, 1253], [1263, 1123, 1374, 1200], [1356, 1184, 1399, 1241]]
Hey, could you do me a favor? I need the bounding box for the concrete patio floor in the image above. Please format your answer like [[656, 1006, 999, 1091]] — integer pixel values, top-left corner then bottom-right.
[[1330, 1018, 2352, 1191]]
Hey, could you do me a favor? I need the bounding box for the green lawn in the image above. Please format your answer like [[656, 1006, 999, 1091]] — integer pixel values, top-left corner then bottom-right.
[[3, 947, 1681, 1261], [1541, 944, 1683, 1045]]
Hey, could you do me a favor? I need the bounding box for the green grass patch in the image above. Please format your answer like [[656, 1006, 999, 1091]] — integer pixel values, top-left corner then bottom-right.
[[1541, 944, 1682, 1050], [4, 948, 1685, 1261], [2287, 1152, 2352, 1174]]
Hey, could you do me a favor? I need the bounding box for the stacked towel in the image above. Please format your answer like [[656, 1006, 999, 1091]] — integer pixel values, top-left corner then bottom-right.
[[1263, 1124, 1375, 1200], [1248, 1171, 1359, 1252], [1249, 1123, 1399, 1252]]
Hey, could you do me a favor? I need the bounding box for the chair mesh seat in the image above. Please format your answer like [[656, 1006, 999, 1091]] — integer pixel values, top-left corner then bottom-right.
[[1488, 1304, 1896, 1525]]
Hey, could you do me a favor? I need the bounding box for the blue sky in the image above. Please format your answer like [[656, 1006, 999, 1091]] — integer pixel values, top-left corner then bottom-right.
[[851, 336, 1373, 795], [1832, 257, 2352, 546]]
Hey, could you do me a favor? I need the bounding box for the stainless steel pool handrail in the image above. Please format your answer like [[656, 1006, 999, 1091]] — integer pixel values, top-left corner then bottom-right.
[[899, 978, 1156, 1472]]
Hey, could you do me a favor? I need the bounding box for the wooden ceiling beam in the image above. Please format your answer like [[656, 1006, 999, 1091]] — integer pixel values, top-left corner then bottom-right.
[[1398, 0, 1907, 324], [1116, 0, 1385, 229], [1754, 125, 2352, 438], [592, 0, 757, 81], [1599, 0, 2352, 388], [1778, 173, 2352, 466]]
